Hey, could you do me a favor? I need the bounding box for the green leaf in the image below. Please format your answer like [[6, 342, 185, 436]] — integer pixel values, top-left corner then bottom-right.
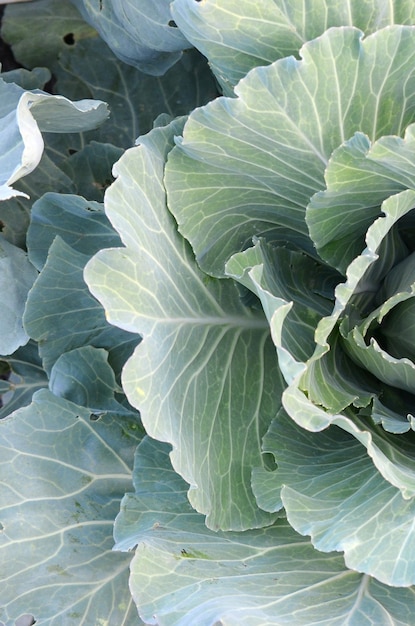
[[0, 235, 38, 356], [0, 77, 108, 200], [306, 128, 415, 272], [0, 389, 142, 625], [59, 142, 124, 202], [49, 345, 135, 416], [172, 0, 415, 91], [265, 410, 415, 586], [85, 119, 283, 531], [298, 190, 415, 431], [165, 26, 415, 277], [116, 436, 415, 625], [27, 192, 121, 271], [282, 384, 415, 501], [341, 308, 415, 396], [70, 0, 191, 75], [369, 391, 415, 434], [379, 296, 415, 363], [2, 0, 97, 70], [226, 239, 338, 384], [4, 1, 217, 151], [1, 67, 51, 91], [53, 38, 218, 149], [0, 151, 75, 248], [0, 341, 47, 419], [301, 329, 379, 414], [24, 236, 138, 375]]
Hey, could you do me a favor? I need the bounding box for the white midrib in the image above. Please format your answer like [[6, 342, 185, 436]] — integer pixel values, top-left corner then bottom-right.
[[154, 315, 270, 329]]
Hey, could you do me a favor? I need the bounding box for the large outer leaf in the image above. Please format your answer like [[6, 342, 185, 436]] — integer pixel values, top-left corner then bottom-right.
[[85, 119, 283, 531], [165, 26, 415, 277], [261, 410, 415, 586], [172, 0, 415, 91], [70, 0, 191, 75], [115, 436, 415, 625], [0, 389, 142, 625]]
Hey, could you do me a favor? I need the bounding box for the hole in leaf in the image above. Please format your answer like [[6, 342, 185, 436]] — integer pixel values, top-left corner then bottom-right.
[[68, 148, 78, 156], [90, 413, 101, 421], [263, 452, 277, 472], [63, 33, 75, 45], [15, 616, 36, 626], [168, 20, 178, 27]]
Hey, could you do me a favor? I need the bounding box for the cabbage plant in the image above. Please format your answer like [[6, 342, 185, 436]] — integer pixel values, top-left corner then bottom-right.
[[2, 1, 415, 624]]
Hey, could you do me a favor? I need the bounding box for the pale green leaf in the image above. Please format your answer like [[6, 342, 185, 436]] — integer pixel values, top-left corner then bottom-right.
[[0, 389, 142, 625], [0, 341, 47, 418], [266, 410, 415, 586], [116, 436, 415, 626], [341, 316, 415, 396], [0, 235, 37, 356], [70, 0, 191, 75], [250, 464, 283, 515], [85, 119, 283, 531], [282, 384, 415, 500], [311, 189, 415, 356], [368, 392, 415, 434], [27, 192, 121, 270], [0, 78, 108, 200], [299, 191, 415, 430], [53, 38, 218, 150], [165, 26, 415, 277], [172, 0, 415, 91], [301, 329, 379, 414], [226, 239, 337, 384], [379, 296, 415, 363], [306, 128, 415, 272]]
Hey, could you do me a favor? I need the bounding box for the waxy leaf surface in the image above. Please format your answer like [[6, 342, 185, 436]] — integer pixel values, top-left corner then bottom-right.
[[85, 119, 283, 531], [0, 389, 142, 625], [115, 436, 415, 626]]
